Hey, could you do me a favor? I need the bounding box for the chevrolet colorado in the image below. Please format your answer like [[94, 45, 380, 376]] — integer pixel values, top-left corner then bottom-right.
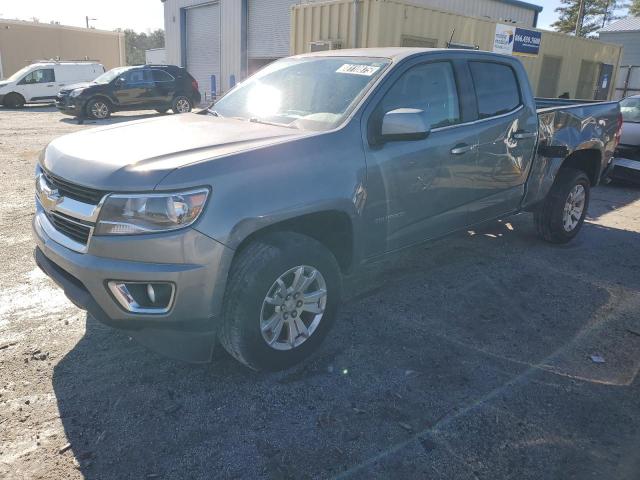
[[33, 49, 622, 370]]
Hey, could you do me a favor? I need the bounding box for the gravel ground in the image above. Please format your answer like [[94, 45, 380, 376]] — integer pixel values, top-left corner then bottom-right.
[[1, 106, 640, 480]]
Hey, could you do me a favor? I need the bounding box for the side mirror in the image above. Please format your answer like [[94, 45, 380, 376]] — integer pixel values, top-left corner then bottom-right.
[[115, 77, 126, 87], [380, 108, 431, 142]]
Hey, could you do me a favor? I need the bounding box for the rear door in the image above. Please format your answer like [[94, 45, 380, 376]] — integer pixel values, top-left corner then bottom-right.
[[150, 68, 177, 105], [466, 60, 538, 223], [362, 58, 479, 255], [17, 67, 57, 102]]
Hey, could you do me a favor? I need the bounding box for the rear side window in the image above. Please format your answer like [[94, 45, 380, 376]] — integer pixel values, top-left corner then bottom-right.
[[379, 61, 461, 129], [151, 70, 174, 82], [469, 62, 521, 119]]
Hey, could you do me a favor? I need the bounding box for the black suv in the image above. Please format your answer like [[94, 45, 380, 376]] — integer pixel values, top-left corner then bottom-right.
[[56, 65, 202, 119]]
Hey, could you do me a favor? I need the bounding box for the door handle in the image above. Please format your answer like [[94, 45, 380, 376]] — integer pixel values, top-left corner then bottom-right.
[[450, 143, 474, 155], [46, 84, 55, 87], [512, 130, 537, 140]]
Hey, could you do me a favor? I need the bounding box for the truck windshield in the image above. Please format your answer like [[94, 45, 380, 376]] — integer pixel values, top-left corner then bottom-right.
[[93, 67, 131, 84], [211, 57, 390, 131], [620, 97, 640, 123]]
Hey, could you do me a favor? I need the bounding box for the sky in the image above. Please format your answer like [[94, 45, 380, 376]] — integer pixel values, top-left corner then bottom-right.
[[0, 0, 624, 33], [0, 0, 165, 32]]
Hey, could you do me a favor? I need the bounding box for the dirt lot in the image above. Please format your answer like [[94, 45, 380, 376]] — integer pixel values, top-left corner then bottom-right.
[[1, 106, 640, 480]]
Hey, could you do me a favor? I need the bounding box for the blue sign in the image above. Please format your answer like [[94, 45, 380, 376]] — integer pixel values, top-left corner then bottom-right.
[[513, 28, 541, 56]]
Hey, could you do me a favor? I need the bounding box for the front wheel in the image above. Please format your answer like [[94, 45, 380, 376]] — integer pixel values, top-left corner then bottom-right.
[[3, 93, 25, 109], [219, 232, 341, 371], [534, 168, 591, 244], [172, 95, 192, 114], [86, 98, 111, 119]]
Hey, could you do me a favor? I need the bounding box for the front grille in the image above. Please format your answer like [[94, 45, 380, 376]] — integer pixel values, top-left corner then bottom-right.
[[45, 211, 92, 245], [42, 170, 106, 204]]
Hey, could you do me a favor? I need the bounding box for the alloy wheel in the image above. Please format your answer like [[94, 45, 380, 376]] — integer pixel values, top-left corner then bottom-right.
[[260, 265, 327, 351], [90, 101, 109, 119], [562, 184, 586, 232], [176, 98, 191, 113]]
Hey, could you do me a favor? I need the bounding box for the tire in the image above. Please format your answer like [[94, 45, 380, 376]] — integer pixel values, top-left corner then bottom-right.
[[534, 168, 591, 244], [156, 108, 169, 114], [219, 232, 342, 371], [86, 98, 111, 119], [172, 95, 192, 114], [3, 93, 25, 109]]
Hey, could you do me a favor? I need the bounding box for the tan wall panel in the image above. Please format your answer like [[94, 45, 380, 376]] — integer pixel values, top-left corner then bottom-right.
[[291, 0, 623, 100], [0, 20, 124, 78]]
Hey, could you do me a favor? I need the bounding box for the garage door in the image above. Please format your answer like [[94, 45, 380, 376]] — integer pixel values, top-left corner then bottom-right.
[[186, 2, 221, 101], [248, 0, 298, 59]]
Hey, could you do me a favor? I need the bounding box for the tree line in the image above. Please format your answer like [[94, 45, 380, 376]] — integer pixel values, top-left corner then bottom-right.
[[553, 0, 640, 37]]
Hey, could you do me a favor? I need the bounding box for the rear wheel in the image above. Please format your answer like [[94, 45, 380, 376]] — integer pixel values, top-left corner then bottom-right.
[[86, 98, 111, 119], [3, 93, 25, 109], [172, 95, 192, 114], [534, 168, 591, 243], [219, 232, 341, 371]]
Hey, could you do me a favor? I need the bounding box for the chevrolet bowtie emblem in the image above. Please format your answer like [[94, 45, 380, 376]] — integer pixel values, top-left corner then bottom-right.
[[37, 174, 63, 211]]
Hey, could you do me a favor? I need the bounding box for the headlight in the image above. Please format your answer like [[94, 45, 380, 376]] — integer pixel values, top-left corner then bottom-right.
[[95, 189, 209, 235], [69, 89, 83, 97]]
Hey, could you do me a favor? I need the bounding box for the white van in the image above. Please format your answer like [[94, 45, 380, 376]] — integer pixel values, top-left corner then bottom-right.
[[0, 61, 105, 108]]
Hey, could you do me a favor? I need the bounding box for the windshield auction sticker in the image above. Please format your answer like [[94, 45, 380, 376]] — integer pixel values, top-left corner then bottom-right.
[[336, 64, 381, 76]]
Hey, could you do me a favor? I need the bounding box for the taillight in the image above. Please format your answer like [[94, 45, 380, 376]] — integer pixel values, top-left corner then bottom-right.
[[191, 78, 199, 92]]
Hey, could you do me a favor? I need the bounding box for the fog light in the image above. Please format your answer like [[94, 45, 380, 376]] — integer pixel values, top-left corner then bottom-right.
[[108, 281, 175, 314]]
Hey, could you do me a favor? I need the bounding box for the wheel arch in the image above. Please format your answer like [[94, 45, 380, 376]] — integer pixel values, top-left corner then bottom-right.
[[559, 148, 602, 186], [232, 210, 356, 275]]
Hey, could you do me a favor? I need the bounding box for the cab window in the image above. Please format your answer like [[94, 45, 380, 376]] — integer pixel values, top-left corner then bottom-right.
[[377, 62, 461, 129], [469, 62, 521, 119], [19, 68, 55, 85]]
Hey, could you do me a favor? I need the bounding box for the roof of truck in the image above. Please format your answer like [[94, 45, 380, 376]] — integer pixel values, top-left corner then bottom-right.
[[295, 47, 505, 61]]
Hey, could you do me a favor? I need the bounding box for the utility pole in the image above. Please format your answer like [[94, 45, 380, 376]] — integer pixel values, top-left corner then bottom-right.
[[601, 0, 611, 29], [575, 0, 586, 36], [85, 16, 97, 28]]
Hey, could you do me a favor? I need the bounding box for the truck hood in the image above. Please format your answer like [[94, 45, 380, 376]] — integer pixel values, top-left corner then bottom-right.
[[60, 82, 94, 94], [42, 113, 304, 192]]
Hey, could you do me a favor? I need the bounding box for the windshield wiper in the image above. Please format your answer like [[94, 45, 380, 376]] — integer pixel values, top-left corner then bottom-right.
[[248, 117, 297, 129]]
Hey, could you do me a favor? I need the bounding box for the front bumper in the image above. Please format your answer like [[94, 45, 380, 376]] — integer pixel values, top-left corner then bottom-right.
[[55, 94, 85, 117], [33, 213, 235, 362]]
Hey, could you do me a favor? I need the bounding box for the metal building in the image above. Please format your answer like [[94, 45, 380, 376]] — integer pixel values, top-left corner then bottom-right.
[[291, 0, 623, 100], [598, 17, 640, 99], [0, 19, 125, 80], [162, 0, 542, 100]]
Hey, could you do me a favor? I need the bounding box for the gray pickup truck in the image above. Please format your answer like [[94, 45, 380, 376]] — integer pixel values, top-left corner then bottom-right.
[[34, 48, 621, 370]]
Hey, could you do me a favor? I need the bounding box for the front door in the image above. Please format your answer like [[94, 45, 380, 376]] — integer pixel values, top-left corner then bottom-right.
[[17, 68, 56, 102], [362, 60, 478, 256], [113, 69, 154, 108]]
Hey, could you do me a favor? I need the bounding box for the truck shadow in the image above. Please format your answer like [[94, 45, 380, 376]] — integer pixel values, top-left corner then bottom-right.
[[51, 215, 640, 479]]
